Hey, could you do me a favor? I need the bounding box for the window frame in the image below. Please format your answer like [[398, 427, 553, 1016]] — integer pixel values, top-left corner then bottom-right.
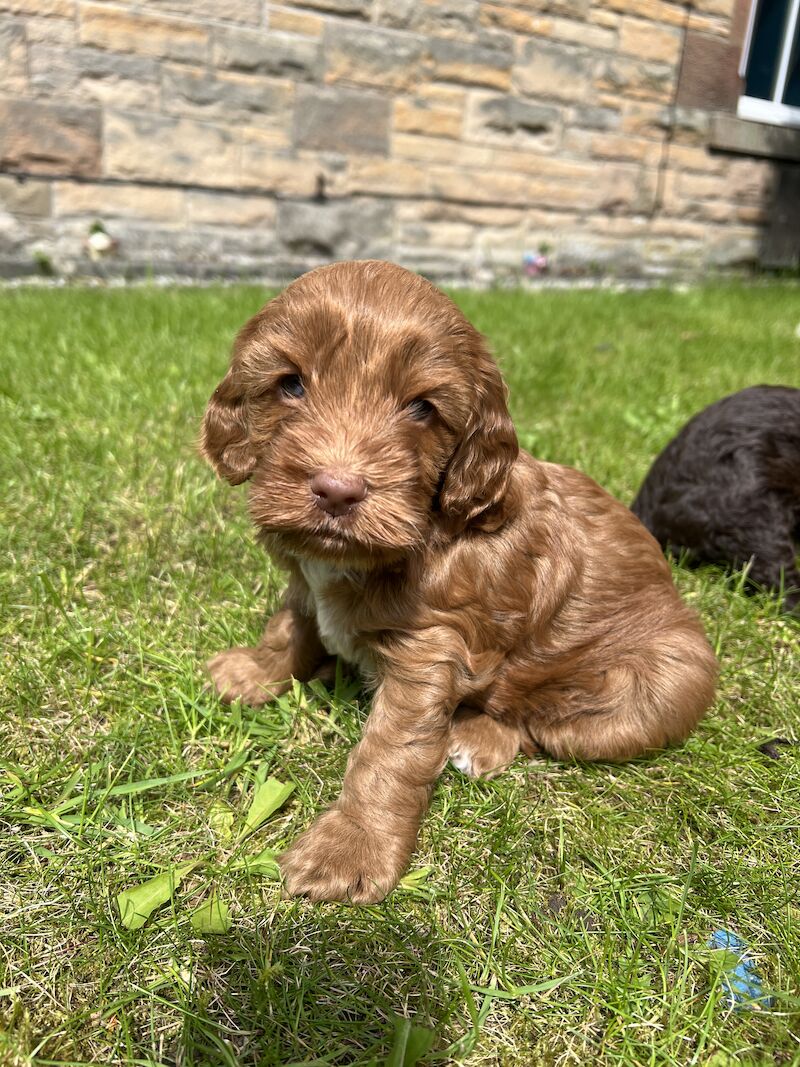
[[737, 0, 800, 128]]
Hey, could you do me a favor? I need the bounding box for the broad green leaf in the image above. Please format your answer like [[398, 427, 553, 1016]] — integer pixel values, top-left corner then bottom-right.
[[387, 1016, 435, 1066], [399, 866, 433, 889], [231, 847, 281, 879], [117, 861, 197, 930], [208, 800, 235, 838], [190, 893, 231, 934], [240, 778, 294, 838]]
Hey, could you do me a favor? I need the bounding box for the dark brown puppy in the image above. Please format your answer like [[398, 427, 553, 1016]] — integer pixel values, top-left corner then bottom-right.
[[632, 385, 800, 613], [202, 260, 718, 904]]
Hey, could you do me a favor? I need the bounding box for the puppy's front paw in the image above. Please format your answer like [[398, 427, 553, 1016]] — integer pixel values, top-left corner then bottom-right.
[[279, 809, 406, 904], [207, 647, 290, 706]]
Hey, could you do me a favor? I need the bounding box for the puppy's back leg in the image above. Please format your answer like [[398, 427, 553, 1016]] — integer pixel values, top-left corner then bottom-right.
[[529, 636, 717, 763], [448, 708, 530, 779]]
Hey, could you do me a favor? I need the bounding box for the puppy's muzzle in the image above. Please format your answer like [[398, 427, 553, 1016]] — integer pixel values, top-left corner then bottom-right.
[[310, 470, 368, 518]]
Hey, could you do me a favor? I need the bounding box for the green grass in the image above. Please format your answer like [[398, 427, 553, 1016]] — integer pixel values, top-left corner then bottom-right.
[[1, 282, 799, 1066]]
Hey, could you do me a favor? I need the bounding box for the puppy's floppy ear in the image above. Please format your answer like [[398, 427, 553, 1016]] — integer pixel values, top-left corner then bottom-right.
[[201, 367, 256, 485], [439, 341, 518, 532]]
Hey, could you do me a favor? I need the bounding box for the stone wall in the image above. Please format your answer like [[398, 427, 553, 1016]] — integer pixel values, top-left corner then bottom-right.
[[0, 0, 783, 280]]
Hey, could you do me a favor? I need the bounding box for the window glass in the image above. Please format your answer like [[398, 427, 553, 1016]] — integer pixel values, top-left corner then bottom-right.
[[746, 0, 791, 99], [783, 22, 800, 105]]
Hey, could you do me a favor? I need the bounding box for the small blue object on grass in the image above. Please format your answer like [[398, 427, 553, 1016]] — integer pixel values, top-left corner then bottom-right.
[[708, 929, 773, 1011]]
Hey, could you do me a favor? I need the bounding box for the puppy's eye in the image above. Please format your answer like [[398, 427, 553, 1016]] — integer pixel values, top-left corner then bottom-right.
[[406, 397, 435, 421], [279, 374, 305, 399]]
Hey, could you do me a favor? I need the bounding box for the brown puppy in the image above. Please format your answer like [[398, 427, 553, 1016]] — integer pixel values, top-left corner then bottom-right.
[[202, 260, 718, 904]]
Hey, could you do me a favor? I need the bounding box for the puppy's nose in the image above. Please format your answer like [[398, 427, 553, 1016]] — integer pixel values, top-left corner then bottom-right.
[[310, 470, 368, 517]]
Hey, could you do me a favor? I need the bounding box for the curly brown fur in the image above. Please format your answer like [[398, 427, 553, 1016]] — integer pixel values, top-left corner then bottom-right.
[[201, 260, 718, 904], [632, 385, 800, 613]]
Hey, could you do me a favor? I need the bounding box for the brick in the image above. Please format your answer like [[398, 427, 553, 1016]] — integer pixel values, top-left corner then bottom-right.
[[325, 24, 426, 91], [0, 100, 101, 176], [104, 111, 238, 186], [54, 181, 184, 219], [0, 19, 27, 94], [429, 35, 513, 90], [480, 4, 537, 33], [268, 7, 324, 35], [240, 128, 319, 195], [515, 40, 595, 101], [395, 98, 462, 139], [79, 4, 208, 64], [277, 200, 393, 258], [0, 174, 51, 215], [619, 17, 681, 65], [213, 26, 320, 80], [186, 190, 277, 226], [676, 31, 741, 112], [293, 85, 390, 155], [148, 0, 261, 23], [162, 65, 294, 125]]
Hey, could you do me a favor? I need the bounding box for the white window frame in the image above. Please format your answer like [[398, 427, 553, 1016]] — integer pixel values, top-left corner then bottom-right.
[[737, 0, 800, 128]]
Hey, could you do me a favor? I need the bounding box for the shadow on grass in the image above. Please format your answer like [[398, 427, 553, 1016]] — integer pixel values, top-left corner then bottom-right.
[[178, 906, 458, 1066]]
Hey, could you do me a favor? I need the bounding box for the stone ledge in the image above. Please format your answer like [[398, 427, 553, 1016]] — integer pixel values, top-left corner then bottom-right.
[[710, 113, 800, 162]]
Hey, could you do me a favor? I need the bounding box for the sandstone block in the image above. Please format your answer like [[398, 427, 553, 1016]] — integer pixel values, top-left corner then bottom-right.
[[324, 23, 426, 91], [0, 99, 101, 176], [337, 157, 431, 197], [78, 47, 161, 109], [163, 64, 295, 125], [480, 4, 537, 33], [515, 39, 595, 101], [471, 92, 560, 141], [104, 111, 238, 186], [79, 3, 209, 63], [277, 199, 393, 258], [213, 26, 320, 80], [394, 98, 462, 139], [293, 85, 390, 155], [240, 128, 319, 195], [54, 181, 184, 219], [619, 17, 682, 65], [571, 105, 621, 130], [186, 190, 277, 226], [0, 174, 51, 215], [269, 8, 324, 35], [148, 0, 261, 23], [598, 58, 673, 102], [0, 0, 73, 14], [429, 34, 513, 90], [282, 0, 371, 14], [543, 15, 616, 50], [0, 19, 27, 94]]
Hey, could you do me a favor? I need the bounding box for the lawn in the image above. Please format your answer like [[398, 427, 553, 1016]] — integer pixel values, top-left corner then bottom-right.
[[1, 281, 799, 1066]]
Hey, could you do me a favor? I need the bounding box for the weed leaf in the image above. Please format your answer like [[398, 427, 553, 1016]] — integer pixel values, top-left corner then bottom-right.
[[190, 893, 231, 934], [241, 778, 294, 838], [117, 861, 197, 930]]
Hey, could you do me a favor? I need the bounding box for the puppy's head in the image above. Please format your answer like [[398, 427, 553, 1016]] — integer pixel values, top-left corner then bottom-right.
[[202, 260, 518, 566]]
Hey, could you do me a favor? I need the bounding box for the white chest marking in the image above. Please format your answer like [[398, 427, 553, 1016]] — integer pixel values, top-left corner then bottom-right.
[[298, 559, 372, 672]]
